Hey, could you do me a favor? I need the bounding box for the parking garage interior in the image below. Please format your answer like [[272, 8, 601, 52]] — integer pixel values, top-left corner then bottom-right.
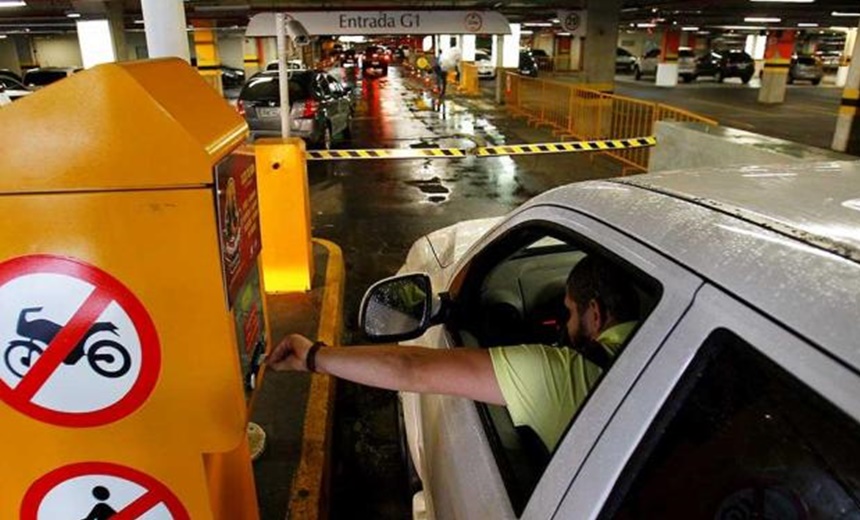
[[1, 1, 859, 520]]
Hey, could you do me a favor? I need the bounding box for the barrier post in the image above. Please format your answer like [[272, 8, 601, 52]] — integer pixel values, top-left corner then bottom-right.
[[255, 138, 314, 293]]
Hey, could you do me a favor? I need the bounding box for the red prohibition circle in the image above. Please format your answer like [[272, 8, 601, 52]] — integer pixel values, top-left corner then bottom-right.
[[0, 254, 161, 427], [21, 461, 190, 520]]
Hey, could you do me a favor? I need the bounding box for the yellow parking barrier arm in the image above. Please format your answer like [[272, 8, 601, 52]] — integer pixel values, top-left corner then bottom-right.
[[255, 138, 314, 292]]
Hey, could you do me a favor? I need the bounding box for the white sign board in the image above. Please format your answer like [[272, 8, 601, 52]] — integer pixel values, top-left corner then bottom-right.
[[558, 10, 587, 38], [247, 11, 512, 37]]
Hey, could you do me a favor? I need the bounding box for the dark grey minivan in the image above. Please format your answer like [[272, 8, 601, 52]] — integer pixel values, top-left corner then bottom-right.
[[237, 70, 353, 148]]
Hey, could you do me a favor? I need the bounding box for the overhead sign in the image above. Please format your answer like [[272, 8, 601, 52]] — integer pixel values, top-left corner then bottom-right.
[[558, 10, 587, 37], [0, 255, 160, 427], [246, 11, 512, 37], [21, 462, 189, 520]]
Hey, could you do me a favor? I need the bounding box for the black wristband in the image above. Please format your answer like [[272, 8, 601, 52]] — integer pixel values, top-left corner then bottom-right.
[[306, 341, 326, 373]]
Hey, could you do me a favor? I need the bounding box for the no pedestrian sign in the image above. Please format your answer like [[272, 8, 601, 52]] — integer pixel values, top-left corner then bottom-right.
[[0, 255, 160, 427], [21, 462, 189, 519]]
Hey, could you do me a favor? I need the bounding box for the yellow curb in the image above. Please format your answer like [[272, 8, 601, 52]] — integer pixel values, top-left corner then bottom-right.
[[288, 238, 345, 520]]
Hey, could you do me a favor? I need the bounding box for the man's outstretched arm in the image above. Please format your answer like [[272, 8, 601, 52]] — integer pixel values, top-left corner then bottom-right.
[[267, 334, 506, 406]]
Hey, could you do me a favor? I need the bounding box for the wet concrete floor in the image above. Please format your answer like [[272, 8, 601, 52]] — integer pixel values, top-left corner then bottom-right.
[[309, 66, 623, 520]]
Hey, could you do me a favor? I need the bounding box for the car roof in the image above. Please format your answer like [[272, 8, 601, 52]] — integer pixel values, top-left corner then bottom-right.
[[523, 161, 860, 372]]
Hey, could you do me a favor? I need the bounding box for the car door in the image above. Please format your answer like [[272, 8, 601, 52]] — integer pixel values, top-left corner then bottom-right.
[[410, 204, 702, 520], [555, 284, 860, 518], [325, 74, 351, 134]]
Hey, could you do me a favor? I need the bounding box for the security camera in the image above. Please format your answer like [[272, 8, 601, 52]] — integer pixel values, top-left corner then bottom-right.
[[285, 20, 311, 47]]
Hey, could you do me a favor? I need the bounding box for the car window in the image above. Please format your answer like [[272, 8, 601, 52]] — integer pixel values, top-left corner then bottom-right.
[[450, 222, 662, 515], [600, 328, 860, 519], [678, 49, 695, 58], [796, 56, 818, 66], [617, 48, 632, 57], [23, 70, 68, 86], [239, 73, 311, 103], [645, 49, 661, 59]]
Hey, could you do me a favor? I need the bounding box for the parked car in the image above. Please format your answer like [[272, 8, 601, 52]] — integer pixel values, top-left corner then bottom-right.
[[529, 48, 552, 71], [693, 50, 755, 83], [0, 76, 33, 102], [633, 48, 660, 80], [518, 51, 539, 77], [22, 67, 80, 89], [615, 48, 636, 73], [218, 65, 245, 90], [237, 70, 352, 147], [677, 47, 697, 82], [816, 50, 842, 71], [362, 45, 389, 77], [359, 161, 860, 520], [475, 49, 496, 79], [789, 55, 824, 85], [0, 68, 22, 83]]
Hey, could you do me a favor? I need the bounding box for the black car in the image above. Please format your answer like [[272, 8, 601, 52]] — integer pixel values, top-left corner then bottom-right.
[[219, 65, 246, 90], [519, 51, 539, 77], [237, 70, 353, 148], [0, 69, 22, 83], [362, 46, 389, 77], [693, 50, 755, 84]]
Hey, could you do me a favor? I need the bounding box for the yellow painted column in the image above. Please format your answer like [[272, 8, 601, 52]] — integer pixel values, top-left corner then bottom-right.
[[192, 19, 223, 96], [255, 138, 314, 293]]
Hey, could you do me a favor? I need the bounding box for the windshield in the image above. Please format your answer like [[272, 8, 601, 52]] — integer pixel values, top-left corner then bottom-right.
[[23, 70, 68, 86]]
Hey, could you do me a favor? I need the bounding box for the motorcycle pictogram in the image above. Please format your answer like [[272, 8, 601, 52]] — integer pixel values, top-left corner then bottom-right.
[[3, 307, 131, 379]]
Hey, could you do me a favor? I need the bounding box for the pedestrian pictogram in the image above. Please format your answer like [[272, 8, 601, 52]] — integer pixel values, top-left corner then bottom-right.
[[21, 462, 190, 519], [0, 255, 160, 427]]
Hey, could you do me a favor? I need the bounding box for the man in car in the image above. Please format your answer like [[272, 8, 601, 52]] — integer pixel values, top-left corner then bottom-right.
[[267, 256, 640, 451]]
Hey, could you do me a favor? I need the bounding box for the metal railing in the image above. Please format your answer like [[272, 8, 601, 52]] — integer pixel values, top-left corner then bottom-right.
[[503, 72, 718, 173]]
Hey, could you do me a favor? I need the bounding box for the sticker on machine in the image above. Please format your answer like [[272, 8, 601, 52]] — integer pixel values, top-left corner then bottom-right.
[[21, 462, 190, 520], [0, 254, 160, 427]]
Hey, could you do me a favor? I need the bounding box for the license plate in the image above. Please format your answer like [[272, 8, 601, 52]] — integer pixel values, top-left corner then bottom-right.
[[257, 107, 279, 117]]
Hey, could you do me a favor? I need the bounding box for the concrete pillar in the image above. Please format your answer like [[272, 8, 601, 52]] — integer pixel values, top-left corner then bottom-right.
[[106, 1, 128, 61], [494, 34, 504, 104], [832, 22, 860, 154], [192, 20, 222, 95], [837, 27, 857, 88], [582, 0, 621, 85], [243, 38, 263, 76], [76, 20, 116, 69], [656, 29, 681, 87], [758, 30, 795, 104], [140, 0, 191, 62]]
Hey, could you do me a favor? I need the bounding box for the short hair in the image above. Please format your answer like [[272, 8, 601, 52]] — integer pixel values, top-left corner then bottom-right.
[[566, 255, 640, 323]]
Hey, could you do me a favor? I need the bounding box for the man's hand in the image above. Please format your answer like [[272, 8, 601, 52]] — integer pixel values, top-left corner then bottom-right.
[[266, 334, 315, 372]]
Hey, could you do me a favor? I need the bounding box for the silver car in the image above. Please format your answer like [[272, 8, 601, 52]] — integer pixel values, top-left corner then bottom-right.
[[789, 55, 824, 86], [237, 70, 353, 147], [361, 161, 860, 519]]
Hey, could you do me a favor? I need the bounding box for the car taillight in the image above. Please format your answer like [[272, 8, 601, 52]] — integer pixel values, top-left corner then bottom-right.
[[236, 99, 246, 116], [294, 100, 319, 118]]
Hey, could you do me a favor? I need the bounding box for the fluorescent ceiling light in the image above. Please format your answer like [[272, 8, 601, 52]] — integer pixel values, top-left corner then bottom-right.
[[831, 11, 860, 17], [134, 19, 144, 24], [682, 26, 699, 31], [745, 17, 781, 22], [636, 23, 657, 28], [0, 34, 6, 39], [0, 1, 26, 7], [557, 32, 571, 36], [520, 30, 534, 34], [523, 22, 552, 27], [797, 22, 819, 27], [720, 25, 767, 30], [550, 18, 560, 23], [67, 12, 81, 18]]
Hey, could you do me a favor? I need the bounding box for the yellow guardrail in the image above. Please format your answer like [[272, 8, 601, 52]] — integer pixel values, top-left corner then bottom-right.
[[458, 62, 480, 96], [503, 72, 717, 173]]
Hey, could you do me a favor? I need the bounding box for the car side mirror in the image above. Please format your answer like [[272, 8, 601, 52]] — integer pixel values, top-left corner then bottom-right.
[[359, 273, 433, 342]]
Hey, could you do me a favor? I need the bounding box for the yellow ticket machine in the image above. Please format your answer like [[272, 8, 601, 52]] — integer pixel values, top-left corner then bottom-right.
[[0, 59, 264, 519]]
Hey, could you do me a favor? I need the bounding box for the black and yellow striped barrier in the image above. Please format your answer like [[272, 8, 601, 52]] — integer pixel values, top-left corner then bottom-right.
[[305, 136, 656, 160]]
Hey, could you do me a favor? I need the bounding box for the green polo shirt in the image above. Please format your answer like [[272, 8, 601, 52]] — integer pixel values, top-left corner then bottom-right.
[[489, 322, 637, 451]]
